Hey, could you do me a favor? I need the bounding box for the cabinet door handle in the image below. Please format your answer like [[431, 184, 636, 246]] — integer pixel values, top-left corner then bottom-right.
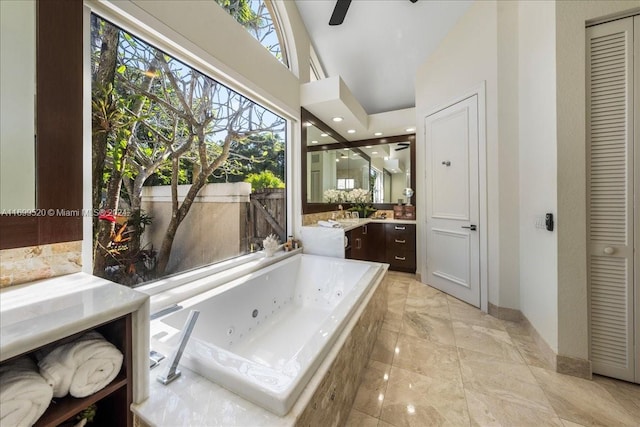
[[395, 239, 406, 244], [395, 256, 406, 261], [362, 225, 367, 235], [394, 226, 406, 230], [356, 238, 361, 249]]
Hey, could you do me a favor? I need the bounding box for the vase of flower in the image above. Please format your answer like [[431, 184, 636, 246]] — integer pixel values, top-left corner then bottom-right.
[[345, 188, 377, 218]]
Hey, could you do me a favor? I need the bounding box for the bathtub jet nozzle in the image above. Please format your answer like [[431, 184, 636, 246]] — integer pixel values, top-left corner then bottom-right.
[[157, 309, 200, 385]]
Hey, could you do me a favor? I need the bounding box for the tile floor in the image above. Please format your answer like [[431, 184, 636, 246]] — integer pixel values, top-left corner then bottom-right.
[[346, 272, 640, 427]]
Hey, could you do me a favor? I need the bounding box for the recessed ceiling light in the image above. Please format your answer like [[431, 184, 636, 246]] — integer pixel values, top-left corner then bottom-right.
[[347, 129, 356, 134], [343, 148, 349, 150], [405, 127, 415, 132], [384, 156, 389, 160], [320, 133, 329, 137], [374, 132, 383, 136], [311, 140, 318, 144], [365, 145, 372, 148], [336, 159, 340, 162], [372, 151, 378, 154], [332, 117, 343, 122]]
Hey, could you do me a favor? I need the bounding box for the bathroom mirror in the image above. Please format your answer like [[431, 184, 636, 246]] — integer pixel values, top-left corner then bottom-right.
[[301, 109, 415, 213], [0, 0, 83, 249], [0, 0, 36, 210]]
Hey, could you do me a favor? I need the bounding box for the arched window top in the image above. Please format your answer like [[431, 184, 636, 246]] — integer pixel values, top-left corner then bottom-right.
[[216, 0, 289, 67]]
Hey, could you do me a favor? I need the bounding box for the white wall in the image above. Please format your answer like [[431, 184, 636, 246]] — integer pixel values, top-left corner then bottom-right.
[[496, 1, 520, 309], [415, 1, 506, 308], [518, 0, 558, 351], [555, 0, 640, 360]]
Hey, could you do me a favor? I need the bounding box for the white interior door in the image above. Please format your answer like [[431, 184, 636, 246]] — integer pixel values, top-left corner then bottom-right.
[[587, 16, 637, 383], [425, 95, 480, 307]]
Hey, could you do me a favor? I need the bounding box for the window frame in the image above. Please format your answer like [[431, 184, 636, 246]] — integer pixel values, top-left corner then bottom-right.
[[84, 2, 293, 283]]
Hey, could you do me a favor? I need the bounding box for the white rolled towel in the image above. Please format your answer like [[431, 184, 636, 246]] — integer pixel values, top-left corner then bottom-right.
[[0, 357, 53, 427], [37, 331, 123, 398]]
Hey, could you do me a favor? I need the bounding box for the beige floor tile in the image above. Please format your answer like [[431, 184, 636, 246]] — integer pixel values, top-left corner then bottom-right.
[[388, 281, 409, 299], [406, 281, 443, 299], [380, 366, 470, 427], [387, 298, 406, 315], [404, 288, 450, 320], [400, 310, 456, 346], [592, 375, 640, 419], [502, 319, 529, 337], [352, 360, 392, 418], [507, 330, 555, 370], [560, 419, 587, 427], [386, 272, 415, 283], [387, 282, 407, 315], [465, 388, 563, 427], [452, 321, 524, 364], [530, 366, 638, 427], [371, 328, 399, 365], [349, 284, 639, 427], [392, 333, 462, 382], [447, 295, 506, 330], [345, 408, 380, 427], [382, 311, 403, 333], [458, 347, 554, 413]]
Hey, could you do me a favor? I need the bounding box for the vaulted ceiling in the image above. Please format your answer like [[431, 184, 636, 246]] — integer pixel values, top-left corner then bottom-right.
[[294, 0, 473, 115]]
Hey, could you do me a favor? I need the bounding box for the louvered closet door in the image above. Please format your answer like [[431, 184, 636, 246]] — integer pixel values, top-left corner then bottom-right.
[[587, 17, 636, 383]]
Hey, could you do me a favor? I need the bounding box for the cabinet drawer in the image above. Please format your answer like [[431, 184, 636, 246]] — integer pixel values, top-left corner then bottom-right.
[[387, 250, 416, 272], [385, 223, 416, 247]]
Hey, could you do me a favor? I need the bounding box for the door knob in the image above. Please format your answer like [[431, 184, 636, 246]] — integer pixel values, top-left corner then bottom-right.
[[461, 225, 477, 231], [442, 161, 451, 166], [603, 247, 615, 255]]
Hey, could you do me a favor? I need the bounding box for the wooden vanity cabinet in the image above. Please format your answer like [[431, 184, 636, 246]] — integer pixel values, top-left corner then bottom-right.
[[348, 223, 385, 262], [28, 315, 133, 427], [346, 222, 416, 272], [385, 223, 417, 273]]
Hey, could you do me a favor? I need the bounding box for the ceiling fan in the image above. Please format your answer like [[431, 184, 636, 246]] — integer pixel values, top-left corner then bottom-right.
[[330, 0, 419, 26], [395, 143, 410, 151]]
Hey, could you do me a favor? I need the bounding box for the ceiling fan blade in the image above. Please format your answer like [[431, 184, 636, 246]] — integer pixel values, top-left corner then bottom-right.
[[395, 146, 409, 151], [329, 0, 352, 26]]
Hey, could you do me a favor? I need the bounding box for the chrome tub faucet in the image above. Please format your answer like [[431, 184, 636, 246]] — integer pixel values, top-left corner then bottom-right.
[[157, 309, 200, 385]]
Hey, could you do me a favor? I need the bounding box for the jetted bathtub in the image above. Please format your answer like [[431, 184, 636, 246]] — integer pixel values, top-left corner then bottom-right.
[[150, 253, 385, 416]]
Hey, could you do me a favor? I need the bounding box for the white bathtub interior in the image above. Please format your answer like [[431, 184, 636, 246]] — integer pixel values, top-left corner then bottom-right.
[[150, 254, 383, 416]]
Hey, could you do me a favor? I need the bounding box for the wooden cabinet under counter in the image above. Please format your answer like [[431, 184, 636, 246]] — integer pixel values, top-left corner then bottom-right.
[[385, 223, 417, 273], [345, 222, 416, 273]]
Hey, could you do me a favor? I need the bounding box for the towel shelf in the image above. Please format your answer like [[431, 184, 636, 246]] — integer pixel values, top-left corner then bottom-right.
[[25, 314, 133, 427], [34, 375, 128, 427]]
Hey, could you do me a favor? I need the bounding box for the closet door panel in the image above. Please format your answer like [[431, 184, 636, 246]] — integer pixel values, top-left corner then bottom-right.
[[634, 15, 639, 384], [586, 17, 635, 382]]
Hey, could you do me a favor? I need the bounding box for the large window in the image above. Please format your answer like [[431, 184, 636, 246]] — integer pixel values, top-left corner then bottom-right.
[[215, 0, 288, 66], [91, 15, 286, 286]]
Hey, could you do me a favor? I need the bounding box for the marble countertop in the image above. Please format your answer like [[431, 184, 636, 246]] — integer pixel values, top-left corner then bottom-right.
[[305, 217, 417, 232], [0, 272, 149, 362]]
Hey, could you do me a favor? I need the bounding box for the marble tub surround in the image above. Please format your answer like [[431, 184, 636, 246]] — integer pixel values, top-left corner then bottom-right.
[[0, 240, 82, 288], [133, 262, 389, 426], [347, 272, 640, 427]]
